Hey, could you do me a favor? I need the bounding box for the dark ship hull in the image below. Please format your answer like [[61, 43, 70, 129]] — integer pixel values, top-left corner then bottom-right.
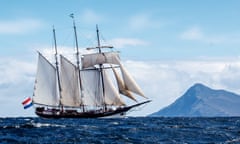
[[35, 100, 151, 118]]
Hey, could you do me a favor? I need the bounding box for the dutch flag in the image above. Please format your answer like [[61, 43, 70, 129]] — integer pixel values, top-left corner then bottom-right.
[[22, 97, 33, 109]]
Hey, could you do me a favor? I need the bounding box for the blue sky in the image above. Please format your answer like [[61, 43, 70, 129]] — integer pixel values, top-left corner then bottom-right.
[[2, 0, 240, 60], [1, 0, 240, 117]]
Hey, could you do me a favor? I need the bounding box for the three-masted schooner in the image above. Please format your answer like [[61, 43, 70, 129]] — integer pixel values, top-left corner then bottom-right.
[[32, 16, 150, 118]]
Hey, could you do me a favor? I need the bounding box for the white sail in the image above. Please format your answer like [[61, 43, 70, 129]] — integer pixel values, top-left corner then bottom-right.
[[80, 70, 104, 106], [119, 63, 146, 98], [102, 69, 125, 106], [112, 67, 137, 102], [32, 24, 152, 119], [82, 52, 120, 68], [33, 52, 59, 106], [60, 55, 81, 107]]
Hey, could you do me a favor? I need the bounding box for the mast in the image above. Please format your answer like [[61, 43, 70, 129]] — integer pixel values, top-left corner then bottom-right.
[[53, 26, 62, 109], [70, 14, 81, 69], [96, 25, 107, 110], [70, 14, 85, 111], [96, 25, 102, 53]]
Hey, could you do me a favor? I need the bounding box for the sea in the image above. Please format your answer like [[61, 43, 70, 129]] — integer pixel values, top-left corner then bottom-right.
[[0, 117, 239, 143]]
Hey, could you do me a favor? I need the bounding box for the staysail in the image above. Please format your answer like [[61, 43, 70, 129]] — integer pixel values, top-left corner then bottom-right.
[[33, 52, 59, 106], [60, 55, 81, 107], [111, 67, 137, 102], [102, 69, 125, 106], [118, 62, 146, 98]]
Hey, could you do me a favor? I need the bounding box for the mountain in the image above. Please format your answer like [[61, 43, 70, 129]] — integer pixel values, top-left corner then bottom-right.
[[150, 83, 240, 117]]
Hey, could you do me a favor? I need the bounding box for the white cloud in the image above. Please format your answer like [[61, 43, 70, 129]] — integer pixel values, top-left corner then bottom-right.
[[0, 58, 36, 117], [109, 38, 148, 48], [180, 26, 240, 45], [180, 26, 203, 40], [36, 45, 94, 63], [0, 58, 35, 85], [2, 54, 240, 117], [0, 18, 44, 35], [124, 58, 240, 116], [128, 13, 162, 31], [79, 9, 103, 24]]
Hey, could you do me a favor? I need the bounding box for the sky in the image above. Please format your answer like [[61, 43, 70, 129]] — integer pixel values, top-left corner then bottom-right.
[[1, 0, 240, 117]]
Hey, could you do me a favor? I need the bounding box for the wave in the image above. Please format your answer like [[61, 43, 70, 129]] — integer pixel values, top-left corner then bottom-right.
[[0, 117, 239, 143]]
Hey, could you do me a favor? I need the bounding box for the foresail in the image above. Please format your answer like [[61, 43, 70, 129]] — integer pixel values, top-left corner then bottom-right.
[[33, 52, 59, 106], [60, 55, 81, 107], [82, 52, 120, 68], [112, 67, 137, 102], [102, 69, 125, 106]]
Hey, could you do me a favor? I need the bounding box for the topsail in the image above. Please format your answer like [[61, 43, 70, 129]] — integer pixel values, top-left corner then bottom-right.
[[82, 52, 120, 69]]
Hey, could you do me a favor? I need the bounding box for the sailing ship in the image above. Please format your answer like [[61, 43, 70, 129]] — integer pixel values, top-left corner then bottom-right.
[[32, 16, 151, 118]]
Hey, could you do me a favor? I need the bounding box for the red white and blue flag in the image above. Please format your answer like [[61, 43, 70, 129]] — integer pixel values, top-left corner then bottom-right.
[[22, 97, 33, 109]]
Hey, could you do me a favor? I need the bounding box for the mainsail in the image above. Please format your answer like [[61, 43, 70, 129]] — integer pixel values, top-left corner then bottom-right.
[[80, 66, 125, 106], [33, 52, 59, 106], [80, 70, 103, 106], [60, 55, 81, 107]]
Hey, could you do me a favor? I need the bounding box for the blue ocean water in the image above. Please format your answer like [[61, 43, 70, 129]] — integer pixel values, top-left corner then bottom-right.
[[0, 117, 239, 143]]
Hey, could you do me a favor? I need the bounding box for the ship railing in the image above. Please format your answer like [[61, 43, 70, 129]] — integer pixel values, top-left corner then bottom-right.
[[34, 103, 124, 113]]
